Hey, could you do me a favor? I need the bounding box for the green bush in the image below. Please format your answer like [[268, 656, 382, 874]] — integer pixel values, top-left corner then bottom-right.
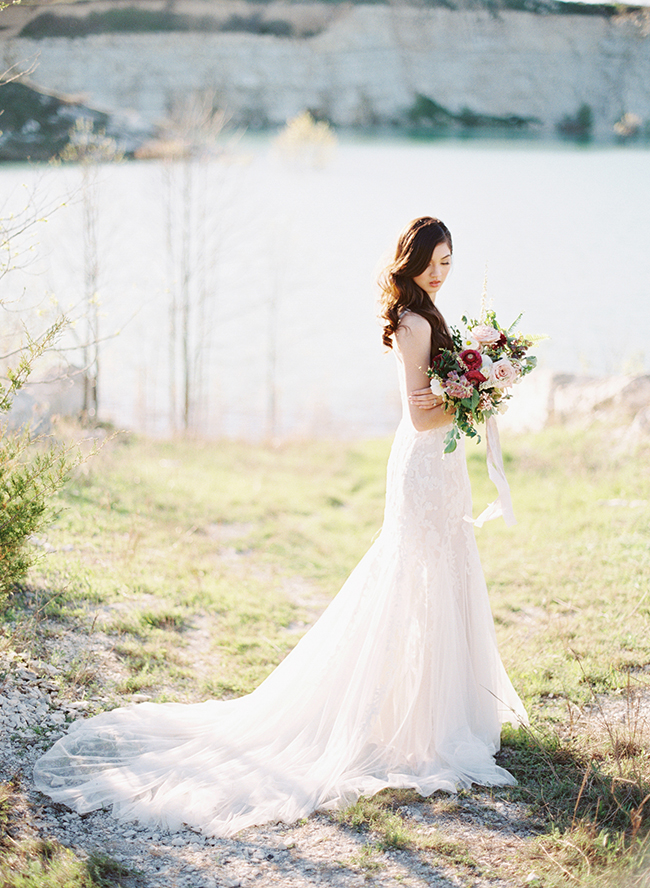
[[406, 92, 539, 133], [19, 8, 188, 38], [221, 13, 295, 37], [557, 102, 594, 140], [19, 7, 298, 39], [0, 322, 84, 610]]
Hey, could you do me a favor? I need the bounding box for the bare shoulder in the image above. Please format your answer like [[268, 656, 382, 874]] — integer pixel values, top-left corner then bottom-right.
[[395, 311, 430, 343]]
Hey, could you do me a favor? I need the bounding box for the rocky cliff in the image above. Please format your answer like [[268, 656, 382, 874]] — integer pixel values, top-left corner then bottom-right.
[[2, 0, 649, 139]]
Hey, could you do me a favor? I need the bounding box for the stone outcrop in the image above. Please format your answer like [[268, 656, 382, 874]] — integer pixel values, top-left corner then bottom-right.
[[1, 0, 649, 140], [498, 371, 650, 434], [549, 374, 650, 425]]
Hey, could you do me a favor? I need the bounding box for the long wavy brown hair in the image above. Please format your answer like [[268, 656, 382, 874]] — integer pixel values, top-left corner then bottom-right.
[[379, 216, 454, 363]]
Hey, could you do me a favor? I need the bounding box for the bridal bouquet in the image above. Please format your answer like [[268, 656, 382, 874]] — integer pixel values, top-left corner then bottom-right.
[[428, 309, 538, 455]]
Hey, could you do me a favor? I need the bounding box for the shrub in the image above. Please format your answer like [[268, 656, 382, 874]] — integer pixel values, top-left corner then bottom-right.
[[557, 102, 594, 139], [19, 8, 189, 39], [406, 93, 539, 132], [19, 7, 297, 39], [0, 322, 88, 610]]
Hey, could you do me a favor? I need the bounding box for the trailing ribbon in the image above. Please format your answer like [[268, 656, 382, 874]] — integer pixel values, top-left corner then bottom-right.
[[473, 415, 516, 527]]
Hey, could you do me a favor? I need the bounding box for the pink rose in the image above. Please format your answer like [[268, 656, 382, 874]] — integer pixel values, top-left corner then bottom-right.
[[490, 358, 518, 388], [472, 324, 501, 345]]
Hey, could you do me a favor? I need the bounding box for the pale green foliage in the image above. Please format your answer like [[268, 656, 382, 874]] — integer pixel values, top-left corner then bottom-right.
[[274, 111, 337, 167], [58, 118, 124, 166]]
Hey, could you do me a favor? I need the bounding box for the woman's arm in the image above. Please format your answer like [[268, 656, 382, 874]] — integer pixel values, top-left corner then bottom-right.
[[394, 315, 453, 432]]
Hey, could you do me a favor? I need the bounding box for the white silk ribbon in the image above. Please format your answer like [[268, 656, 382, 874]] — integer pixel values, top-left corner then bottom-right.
[[473, 415, 516, 528]]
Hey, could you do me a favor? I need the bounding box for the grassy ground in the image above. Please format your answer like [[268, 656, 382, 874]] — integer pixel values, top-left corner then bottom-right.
[[1, 423, 649, 886]]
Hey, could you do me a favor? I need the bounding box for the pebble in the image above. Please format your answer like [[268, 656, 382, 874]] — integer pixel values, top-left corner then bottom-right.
[[66, 701, 91, 711], [17, 668, 38, 680]]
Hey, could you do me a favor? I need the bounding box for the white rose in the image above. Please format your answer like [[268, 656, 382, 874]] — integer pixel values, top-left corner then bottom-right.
[[479, 354, 494, 387], [429, 377, 444, 397]]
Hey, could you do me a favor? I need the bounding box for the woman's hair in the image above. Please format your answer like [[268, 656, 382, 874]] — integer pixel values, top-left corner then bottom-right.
[[379, 216, 454, 361]]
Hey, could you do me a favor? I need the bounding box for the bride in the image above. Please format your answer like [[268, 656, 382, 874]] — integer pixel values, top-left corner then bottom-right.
[[34, 216, 526, 837]]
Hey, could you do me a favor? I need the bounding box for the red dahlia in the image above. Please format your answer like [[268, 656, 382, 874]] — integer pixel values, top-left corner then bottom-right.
[[459, 349, 482, 370]]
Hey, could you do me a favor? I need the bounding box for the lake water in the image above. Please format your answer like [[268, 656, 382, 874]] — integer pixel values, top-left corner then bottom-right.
[[2, 135, 650, 438]]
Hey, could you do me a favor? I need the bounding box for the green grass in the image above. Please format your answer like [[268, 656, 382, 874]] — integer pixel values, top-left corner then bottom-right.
[[2, 423, 650, 886], [468, 425, 650, 707], [8, 433, 389, 701]]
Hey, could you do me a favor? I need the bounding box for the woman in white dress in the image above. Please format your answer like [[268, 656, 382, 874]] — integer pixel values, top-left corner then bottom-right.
[[34, 216, 526, 837]]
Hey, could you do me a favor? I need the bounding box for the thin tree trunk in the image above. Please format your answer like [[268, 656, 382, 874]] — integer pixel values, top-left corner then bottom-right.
[[82, 164, 100, 418], [163, 161, 178, 433], [180, 158, 193, 431]]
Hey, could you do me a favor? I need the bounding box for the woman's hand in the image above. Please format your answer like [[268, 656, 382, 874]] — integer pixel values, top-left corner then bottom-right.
[[409, 386, 443, 411]]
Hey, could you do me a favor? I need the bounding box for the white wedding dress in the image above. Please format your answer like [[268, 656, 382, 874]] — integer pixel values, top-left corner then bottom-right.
[[34, 348, 526, 837]]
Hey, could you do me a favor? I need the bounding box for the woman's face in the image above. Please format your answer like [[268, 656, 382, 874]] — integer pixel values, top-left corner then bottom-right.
[[412, 241, 452, 302]]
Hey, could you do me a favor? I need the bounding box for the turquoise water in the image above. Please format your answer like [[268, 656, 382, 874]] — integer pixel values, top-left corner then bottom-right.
[[2, 137, 649, 437]]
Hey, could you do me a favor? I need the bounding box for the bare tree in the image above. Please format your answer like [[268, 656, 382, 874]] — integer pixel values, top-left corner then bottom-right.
[[157, 92, 235, 433], [58, 118, 123, 420]]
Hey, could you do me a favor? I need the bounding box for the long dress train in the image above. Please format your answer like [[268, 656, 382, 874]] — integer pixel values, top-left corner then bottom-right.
[[33, 355, 527, 837]]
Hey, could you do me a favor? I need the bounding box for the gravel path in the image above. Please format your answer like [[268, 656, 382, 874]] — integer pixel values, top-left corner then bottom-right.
[[1, 639, 543, 888]]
